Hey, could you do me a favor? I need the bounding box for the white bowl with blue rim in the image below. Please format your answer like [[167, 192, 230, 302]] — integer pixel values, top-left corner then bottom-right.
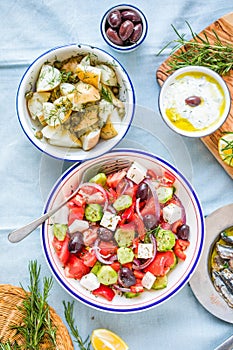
[[100, 4, 148, 53], [41, 149, 205, 313], [16, 44, 135, 161]]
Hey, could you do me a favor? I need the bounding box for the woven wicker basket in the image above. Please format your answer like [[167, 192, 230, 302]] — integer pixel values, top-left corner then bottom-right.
[[0, 284, 74, 349]]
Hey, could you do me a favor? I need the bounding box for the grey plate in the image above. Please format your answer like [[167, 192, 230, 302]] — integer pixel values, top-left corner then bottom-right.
[[189, 203, 233, 324]]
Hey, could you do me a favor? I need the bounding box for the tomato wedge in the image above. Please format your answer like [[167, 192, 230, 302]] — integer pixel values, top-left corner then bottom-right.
[[92, 285, 115, 301], [144, 251, 176, 276], [174, 239, 190, 260], [52, 235, 70, 266], [64, 255, 90, 279]]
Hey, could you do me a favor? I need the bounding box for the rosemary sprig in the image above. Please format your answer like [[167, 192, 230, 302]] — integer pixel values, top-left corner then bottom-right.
[[63, 301, 91, 350], [221, 132, 233, 166], [157, 21, 233, 75], [13, 261, 57, 350]]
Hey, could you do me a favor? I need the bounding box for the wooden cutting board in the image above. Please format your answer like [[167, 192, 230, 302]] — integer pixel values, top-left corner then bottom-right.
[[156, 12, 233, 179]]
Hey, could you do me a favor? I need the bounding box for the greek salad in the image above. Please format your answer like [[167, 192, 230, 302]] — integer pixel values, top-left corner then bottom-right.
[[51, 161, 190, 301]]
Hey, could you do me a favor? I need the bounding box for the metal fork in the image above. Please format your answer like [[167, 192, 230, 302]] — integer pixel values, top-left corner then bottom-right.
[[8, 158, 131, 243]]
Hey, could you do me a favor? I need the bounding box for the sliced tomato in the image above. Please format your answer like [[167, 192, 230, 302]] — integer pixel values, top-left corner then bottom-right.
[[68, 206, 85, 226], [92, 284, 115, 301], [123, 183, 138, 199], [80, 249, 97, 267], [119, 203, 135, 224], [159, 171, 176, 187], [106, 170, 127, 189], [144, 251, 176, 276], [133, 270, 145, 279], [174, 239, 190, 261], [52, 234, 70, 266], [140, 197, 156, 217], [133, 214, 146, 240], [110, 261, 121, 272], [106, 188, 118, 204], [130, 283, 144, 293], [98, 240, 118, 256], [64, 255, 90, 279]]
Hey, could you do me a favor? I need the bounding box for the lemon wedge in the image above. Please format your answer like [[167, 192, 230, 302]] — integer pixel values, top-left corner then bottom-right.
[[91, 328, 129, 350], [218, 133, 233, 167]]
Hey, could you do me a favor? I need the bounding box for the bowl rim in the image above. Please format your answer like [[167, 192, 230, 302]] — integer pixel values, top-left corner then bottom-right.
[[100, 3, 148, 52], [41, 148, 205, 313], [158, 65, 231, 138], [16, 43, 136, 162]]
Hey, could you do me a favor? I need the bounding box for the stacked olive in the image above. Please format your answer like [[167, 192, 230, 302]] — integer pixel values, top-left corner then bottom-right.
[[105, 8, 143, 46]]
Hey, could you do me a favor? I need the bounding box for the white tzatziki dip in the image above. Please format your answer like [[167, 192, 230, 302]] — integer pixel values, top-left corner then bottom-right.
[[163, 72, 225, 132]]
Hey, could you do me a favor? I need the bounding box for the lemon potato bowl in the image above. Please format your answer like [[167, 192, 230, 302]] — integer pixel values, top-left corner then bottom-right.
[[41, 149, 205, 313], [16, 44, 135, 161], [158, 66, 231, 138]]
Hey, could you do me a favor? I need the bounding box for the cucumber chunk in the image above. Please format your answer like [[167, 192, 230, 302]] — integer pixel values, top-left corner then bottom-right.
[[53, 223, 67, 241], [117, 247, 134, 264], [156, 229, 176, 251], [89, 172, 107, 186], [152, 275, 168, 290], [85, 203, 103, 222], [113, 195, 132, 211], [97, 266, 118, 285], [114, 228, 135, 247], [156, 186, 174, 203]]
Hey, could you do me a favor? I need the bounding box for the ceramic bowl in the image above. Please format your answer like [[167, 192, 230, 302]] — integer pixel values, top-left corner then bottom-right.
[[100, 4, 148, 52], [16, 44, 135, 161], [158, 66, 231, 137], [41, 149, 205, 313]]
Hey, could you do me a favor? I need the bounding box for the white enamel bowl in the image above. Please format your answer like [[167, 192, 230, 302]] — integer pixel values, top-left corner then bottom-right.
[[16, 44, 135, 161], [41, 149, 205, 313], [158, 66, 231, 138]]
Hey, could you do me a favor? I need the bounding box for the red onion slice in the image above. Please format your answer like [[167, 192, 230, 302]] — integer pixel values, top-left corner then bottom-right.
[[132, 234, 157, 270], [78, 182, 109, 211], [143, 179, 160, 224], [113, 284, 131, 293], [135, 197, 143, 221], [92, 239, 117, 265], [173, 194, 186, 223]]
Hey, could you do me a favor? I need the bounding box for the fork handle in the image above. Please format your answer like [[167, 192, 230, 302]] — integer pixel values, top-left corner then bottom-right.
[[8, 199, 68, 243]]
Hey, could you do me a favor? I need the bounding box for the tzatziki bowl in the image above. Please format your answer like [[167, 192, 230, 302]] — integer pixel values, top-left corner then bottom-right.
[[158, 66, 231, 137], [41, 149, 205, 313]]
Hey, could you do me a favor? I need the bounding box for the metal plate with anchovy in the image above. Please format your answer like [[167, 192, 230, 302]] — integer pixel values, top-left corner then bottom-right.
[[189, 203, 233, 323]]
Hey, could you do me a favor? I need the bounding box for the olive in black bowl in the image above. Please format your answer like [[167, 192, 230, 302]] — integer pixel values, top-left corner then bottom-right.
[[100, 4, 148, 52]]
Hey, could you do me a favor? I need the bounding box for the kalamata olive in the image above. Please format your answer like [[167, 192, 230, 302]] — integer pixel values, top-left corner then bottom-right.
[[118, 267, 136, 287], [129, 23, 143, 43], [185, 96, 201, 107], [121, 9, 141, 22], [119, 20, 134, 41], [68, 232, 84, 254], [106, 27, 124, 46], [143, 214, 157, 230], [107, 10, 122, 28], [136, 182, 149, 201], [98, 227, 114, 241], [176, 224, 190, 240]]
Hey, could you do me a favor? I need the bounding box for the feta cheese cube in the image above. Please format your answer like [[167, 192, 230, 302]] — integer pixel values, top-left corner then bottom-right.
[[68, 219, 89, 234], [162, 203, 182, 224], [126, 161, 147, 184], [142, 271, 157, 290], [80, 272, 100, 291], [100, 211, 120, 231], [137, 243, 154, 259]]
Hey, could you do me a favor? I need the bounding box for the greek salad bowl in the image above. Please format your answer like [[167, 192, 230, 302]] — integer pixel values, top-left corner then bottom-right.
[[16, 44, 135, 161], [41, 149, 205, 313]]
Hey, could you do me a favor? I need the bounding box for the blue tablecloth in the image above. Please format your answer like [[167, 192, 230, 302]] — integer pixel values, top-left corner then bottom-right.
[[1, 1, 233, 349]]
